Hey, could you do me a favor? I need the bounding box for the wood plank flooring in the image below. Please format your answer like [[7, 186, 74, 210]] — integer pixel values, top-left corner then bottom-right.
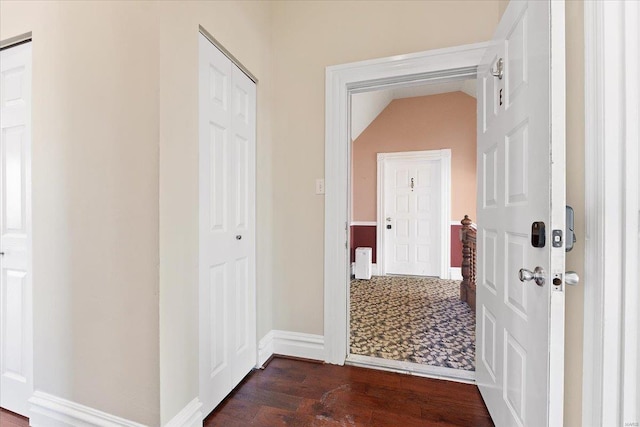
[[204, 357, 494, 426], [0, 408, 28, 427], [1, 357, 494, 426]]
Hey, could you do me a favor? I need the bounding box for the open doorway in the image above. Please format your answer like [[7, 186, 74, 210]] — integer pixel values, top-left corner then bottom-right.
[[348, 80, 478, 381]]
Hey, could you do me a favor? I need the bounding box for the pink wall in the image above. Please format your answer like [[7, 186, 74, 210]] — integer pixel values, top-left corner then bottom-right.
[[352, 91, 477, 223]]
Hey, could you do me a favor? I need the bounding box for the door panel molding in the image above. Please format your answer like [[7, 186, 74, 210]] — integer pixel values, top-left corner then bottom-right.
[[376, 149, 451, 278], [324, 42, 488, 365]]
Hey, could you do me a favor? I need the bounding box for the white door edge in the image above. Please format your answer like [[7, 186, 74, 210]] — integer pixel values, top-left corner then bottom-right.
[[325, 41, 488, 365], [375, 149, 451, 278]]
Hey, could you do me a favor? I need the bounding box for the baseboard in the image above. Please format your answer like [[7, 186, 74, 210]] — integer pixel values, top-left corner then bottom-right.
[[257, 330, 275, 367], [258, 330, 324, 363], [164, 398, 203, 427], [29, 390, 146, 427], [450, 267, 462, 280]]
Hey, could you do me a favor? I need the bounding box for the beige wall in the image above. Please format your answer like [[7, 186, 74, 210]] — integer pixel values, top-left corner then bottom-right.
[[563, 2, 585, 426], [271, 0, 501, 336], [0, 1, 160, 424], [157, 1, 274, 423], [352, 92, 477, 222], [0, 0, 275, 424]]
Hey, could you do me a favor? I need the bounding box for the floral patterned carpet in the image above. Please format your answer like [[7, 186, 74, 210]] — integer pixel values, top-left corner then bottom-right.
[[350, 275, 476, 371]]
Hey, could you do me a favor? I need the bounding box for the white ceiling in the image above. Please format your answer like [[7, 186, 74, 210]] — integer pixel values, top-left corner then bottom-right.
[[351, 79, 476, 140]]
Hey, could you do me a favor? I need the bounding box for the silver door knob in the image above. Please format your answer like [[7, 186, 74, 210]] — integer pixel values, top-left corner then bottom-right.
[[386, 217, 391, 222], [236, 235, 242, 240], [565, 271, 579, 286], [519, 266, 545, 287]]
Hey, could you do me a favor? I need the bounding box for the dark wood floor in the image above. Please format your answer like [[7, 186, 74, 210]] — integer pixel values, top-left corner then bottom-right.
[[0, 408, 28, 427], [204, 357, 493, 426], [1, 357, 493, 427]]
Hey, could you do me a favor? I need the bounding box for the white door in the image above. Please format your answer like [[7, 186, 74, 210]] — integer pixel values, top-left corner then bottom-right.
[[198, 33, 256, 416], [476, 1, 565, 426], [0, 42, 33, 417], [383, 157, 441, 276]]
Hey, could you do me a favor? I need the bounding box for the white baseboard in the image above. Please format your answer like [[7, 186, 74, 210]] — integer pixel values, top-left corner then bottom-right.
[[29, 390, 146, 427], [450, 267, 462, 280], [257, 330, 275, 367], [257, 330, 324, 364], [164, 398, 203, 427]]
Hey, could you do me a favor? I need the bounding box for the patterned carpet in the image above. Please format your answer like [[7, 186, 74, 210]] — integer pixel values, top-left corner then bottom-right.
[[350, 275, 476, 371]]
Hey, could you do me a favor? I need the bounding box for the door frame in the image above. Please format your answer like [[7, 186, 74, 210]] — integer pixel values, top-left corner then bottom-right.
[[324, 42, 488, 365], [376, 149, 451, 278], [582, 1, 640, 425]]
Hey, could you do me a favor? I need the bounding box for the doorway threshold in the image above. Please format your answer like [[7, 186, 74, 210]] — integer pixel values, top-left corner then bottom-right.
[[345, 354, 475, 385]]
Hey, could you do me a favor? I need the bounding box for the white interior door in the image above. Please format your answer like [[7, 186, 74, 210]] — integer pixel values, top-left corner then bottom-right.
[[199, 33, 256, 417], [0, 42, 33, 417], [383, 156, 441, 277], [476, 1, 565, 426]]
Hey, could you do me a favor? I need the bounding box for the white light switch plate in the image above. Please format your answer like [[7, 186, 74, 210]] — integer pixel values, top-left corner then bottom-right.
[[315, 178, 325, 195]]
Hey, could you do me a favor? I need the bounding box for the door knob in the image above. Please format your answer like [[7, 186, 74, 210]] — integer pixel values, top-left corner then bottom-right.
[[386, 217, 391, 222], [519, 266, 545, 287], [236, 235, 242, 240], [564, 271, 579, 286]]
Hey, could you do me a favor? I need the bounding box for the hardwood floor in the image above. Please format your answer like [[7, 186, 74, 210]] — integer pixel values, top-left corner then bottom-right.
[[0, 408, 28, 427], [204, 356, 494, 426], [1, 357, 494, 427]]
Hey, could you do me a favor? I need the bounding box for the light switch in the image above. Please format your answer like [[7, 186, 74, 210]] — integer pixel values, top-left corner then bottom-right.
[[315, 178, 325, 195]]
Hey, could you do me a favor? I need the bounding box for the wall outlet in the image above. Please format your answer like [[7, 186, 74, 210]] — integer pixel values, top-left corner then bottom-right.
[[315, 178, 325, 195]]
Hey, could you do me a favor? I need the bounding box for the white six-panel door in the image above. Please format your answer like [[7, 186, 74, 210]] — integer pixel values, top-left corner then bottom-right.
[[476, 1, 565, 426], [198, 33, 257, 417], [383, 158, 441, 277], [0, 42, 33, 417]]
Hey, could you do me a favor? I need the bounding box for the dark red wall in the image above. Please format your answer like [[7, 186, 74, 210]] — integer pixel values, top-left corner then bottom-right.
[[350, 224, 463, 267], [450, 224, 463, 267], [350, 225, 377, 263]]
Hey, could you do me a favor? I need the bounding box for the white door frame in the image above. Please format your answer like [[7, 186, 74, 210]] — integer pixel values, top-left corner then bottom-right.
[[376, 149, 451, 278], [582, 1, 639, 425], [324, 42, 488, 365]]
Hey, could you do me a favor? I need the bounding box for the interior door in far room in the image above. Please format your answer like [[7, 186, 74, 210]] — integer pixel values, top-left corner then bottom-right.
[[383, 157, 441, 277], [199, 33, 257, 417], [0, 41, 33, 417]]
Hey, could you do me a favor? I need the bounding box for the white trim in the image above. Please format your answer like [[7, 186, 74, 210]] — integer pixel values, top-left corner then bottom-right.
[[164, 398, 203, 427], [583, 1, 640, 426], [346, 354, 475, 384], [271, 330, 325, 361], [257, 330, 275, 367], [325, 42, 488, 365], [28, 391, 146, 427], [449, 267, 462, 281], [350, 221, 376, 226], [257, 330, 325, 364], [376, 149, 451, 279]]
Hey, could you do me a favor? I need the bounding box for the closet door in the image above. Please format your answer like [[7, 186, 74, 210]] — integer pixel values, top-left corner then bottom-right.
[[0, 41, 33, 417], [198, 33, 257, 416]]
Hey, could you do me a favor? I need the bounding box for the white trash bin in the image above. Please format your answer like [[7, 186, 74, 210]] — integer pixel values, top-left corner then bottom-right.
[[355, 247, 372, 280]]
